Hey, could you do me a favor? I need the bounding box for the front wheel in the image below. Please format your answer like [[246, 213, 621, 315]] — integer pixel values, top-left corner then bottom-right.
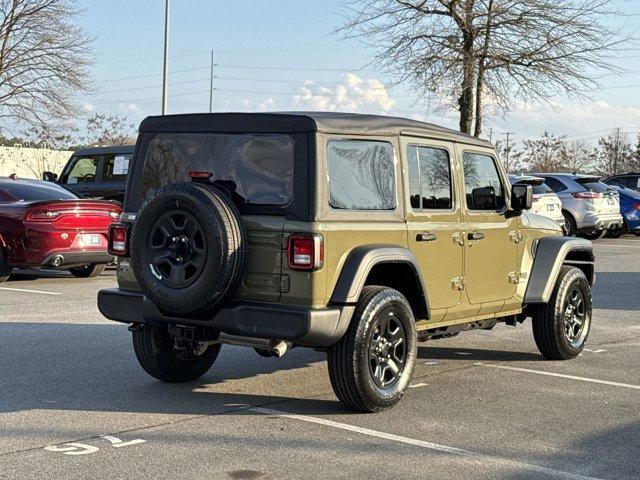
[[69, 263, 106, 278], [327, 286, 417, 412], [532, 266, 592, 360], [132, 325, 221, 382], [580, 229, 606, 240]]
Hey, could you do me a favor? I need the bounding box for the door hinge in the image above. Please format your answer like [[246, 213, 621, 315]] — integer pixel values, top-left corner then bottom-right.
[[509, 230, 523, 244], [451, 276, 465, 290], [452, 231, 465, 246]]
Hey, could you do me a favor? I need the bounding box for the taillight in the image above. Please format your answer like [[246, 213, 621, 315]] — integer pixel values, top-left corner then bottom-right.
[[108, 223, 129, 256], [633, 202, 640, 211], [25, 210, 62, 221], [572, 192, 602, 199], [287, 234, 323, 271], [108, 211, 121, 221]]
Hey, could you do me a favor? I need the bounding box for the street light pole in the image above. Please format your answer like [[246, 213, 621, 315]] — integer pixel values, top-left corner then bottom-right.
[[209, 50, 214, 113], [161, 0, 170, 115]]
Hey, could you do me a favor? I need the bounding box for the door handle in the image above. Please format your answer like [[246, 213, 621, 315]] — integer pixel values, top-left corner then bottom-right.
[[416, 232, 437, 243], [467, 231, 485, 241]]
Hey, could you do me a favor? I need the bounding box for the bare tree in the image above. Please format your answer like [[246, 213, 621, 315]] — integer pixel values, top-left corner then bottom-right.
[[0, 0, 92, 129], [494, 138, 521, 173], [339, 0, 630, 136], [85, 113, 137, 147], [593, 129, 633, 176]]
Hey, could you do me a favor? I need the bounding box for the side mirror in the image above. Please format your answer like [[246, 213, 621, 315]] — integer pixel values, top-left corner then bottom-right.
[[511, 184, 533, 212], [42, 171, 58, 182]]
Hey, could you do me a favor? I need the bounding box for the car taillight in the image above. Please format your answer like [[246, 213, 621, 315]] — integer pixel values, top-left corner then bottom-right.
[[287, 234, 323, 271], [572, 192, 602, 199], [633, 202, 640, 211], [25, 210, 61, 221], [108, 211, 121, 221], [108, 223, 129, 256]]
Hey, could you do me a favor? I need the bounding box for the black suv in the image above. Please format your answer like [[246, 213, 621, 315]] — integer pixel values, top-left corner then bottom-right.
[[44, 145, 134, 203]]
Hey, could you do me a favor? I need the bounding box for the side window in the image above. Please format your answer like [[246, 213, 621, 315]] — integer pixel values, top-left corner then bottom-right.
[[327, 139, 396, 210], [462, 152, 505, 211], [63, 156, 99, 184], [407, 145, 452, 210], [544, 177, 567, 193], [102, 154, 132, 182]]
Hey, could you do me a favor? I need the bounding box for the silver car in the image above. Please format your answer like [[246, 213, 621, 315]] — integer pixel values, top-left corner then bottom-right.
[[508, 175, 565, 231], [534, 173, 623, 239]]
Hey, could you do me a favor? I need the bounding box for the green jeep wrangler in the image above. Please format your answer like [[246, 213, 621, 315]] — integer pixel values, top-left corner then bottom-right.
[[98, 112, 595, 412]]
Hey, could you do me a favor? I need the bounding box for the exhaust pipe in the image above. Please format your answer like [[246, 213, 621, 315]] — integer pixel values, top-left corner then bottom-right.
[[215, 333, 290, 357], [50, 255, 64, 267]]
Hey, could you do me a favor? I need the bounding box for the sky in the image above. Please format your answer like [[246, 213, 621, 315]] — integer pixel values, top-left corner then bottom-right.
[[76, 0, 640, 147]]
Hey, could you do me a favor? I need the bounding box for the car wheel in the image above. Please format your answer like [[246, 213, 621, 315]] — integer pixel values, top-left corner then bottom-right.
[[68, 263, 106, 278], [532, 266, 592, 360], [0, 249, 12, 283], [326, 286, 417, 412], [562, 211, 577, 237], [605, 226, 624, 238], [132, 324, 221, 382]]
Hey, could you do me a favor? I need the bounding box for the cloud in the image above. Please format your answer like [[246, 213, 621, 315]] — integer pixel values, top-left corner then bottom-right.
[[239, 97, 276, 111], [119, 103, 139, 113], [291, 73, 395, 113], [82, 103, 95, 113]]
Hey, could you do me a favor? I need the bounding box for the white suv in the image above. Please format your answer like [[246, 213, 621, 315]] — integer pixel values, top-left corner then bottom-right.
[[535, 173, 622, 239], [508, 175, 564, 232]]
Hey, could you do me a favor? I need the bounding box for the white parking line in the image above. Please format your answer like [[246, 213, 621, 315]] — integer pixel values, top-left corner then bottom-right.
[[251, 407, 602, 480], [0, 286, 61, 296], [593, 244, 640, 249], [478, 363, 640, 390]]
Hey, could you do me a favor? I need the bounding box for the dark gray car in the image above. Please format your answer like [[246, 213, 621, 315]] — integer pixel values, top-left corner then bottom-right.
[[44, 145, 134, 204]]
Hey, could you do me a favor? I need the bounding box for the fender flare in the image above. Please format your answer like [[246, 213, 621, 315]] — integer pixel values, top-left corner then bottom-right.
[[524, 236, 595, 304], [330, 244, 430, 317]]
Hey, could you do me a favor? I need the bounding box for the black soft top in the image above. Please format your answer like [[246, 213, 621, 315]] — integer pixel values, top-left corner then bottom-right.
[[138, 111, 491, 148], [72, 145, 135, 156]]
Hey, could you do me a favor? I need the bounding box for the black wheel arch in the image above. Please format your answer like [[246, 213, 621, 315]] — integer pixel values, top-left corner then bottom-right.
[[330, 245, 430, 322]]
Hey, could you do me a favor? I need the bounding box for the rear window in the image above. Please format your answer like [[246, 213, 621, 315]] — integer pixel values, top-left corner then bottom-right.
[[102, 154, 132, 182], [532, 183, 553, 195], [140, 133, 294, 205], [575, 179, 609, 193], [0, 182, 77, 202], [327, 139, 396, 210]]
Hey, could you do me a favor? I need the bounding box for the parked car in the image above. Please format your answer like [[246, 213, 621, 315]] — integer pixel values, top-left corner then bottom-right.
[[98, 112, 594, 413], [603, 185, 640, 237], [0, 177, 121, 282], [508, 175, 565, 232], [534, 173, 622, 239], [43, 145, 134, 203], [603, 172, 640, 192]]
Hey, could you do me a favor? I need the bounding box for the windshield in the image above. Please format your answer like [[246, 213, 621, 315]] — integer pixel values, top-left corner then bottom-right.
[[140, 133, 294, 205], [0, 182, 77, 202]]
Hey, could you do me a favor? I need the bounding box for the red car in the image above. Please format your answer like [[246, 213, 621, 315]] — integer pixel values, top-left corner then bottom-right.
[[0, 177, 122, 282]]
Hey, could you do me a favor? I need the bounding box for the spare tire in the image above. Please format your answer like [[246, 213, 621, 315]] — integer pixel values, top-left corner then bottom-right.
[[130, 182, 247, 316]]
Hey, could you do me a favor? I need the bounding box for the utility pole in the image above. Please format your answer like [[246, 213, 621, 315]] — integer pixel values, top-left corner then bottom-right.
[[501, 132, 516, 172], [209, 50, 215, 113], [161, 0, 170, 115], [488, 127, 493, 143]]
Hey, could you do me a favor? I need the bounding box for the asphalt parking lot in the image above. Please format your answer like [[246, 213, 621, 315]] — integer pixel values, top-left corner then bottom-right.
[[0, 237, 639, 480]]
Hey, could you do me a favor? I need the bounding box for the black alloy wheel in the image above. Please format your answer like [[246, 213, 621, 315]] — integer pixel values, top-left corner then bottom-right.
[[368, 311, 408, 389], [147, 210, 207, 288]]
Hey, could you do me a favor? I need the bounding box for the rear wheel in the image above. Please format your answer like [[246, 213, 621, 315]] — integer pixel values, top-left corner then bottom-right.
[[327, 286, 417, 412], [132, 324, 221, 382], [562, 211, 577, 237], [532, 266, 592, 360], [69, 263, 106, 278], [0, 249, 12, 283]]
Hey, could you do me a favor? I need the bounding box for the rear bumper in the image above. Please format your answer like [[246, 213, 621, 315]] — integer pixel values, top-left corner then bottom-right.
[[576, 212, 623, 231], [42, 251, 115, 268], [97, 288, 353, 347]]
